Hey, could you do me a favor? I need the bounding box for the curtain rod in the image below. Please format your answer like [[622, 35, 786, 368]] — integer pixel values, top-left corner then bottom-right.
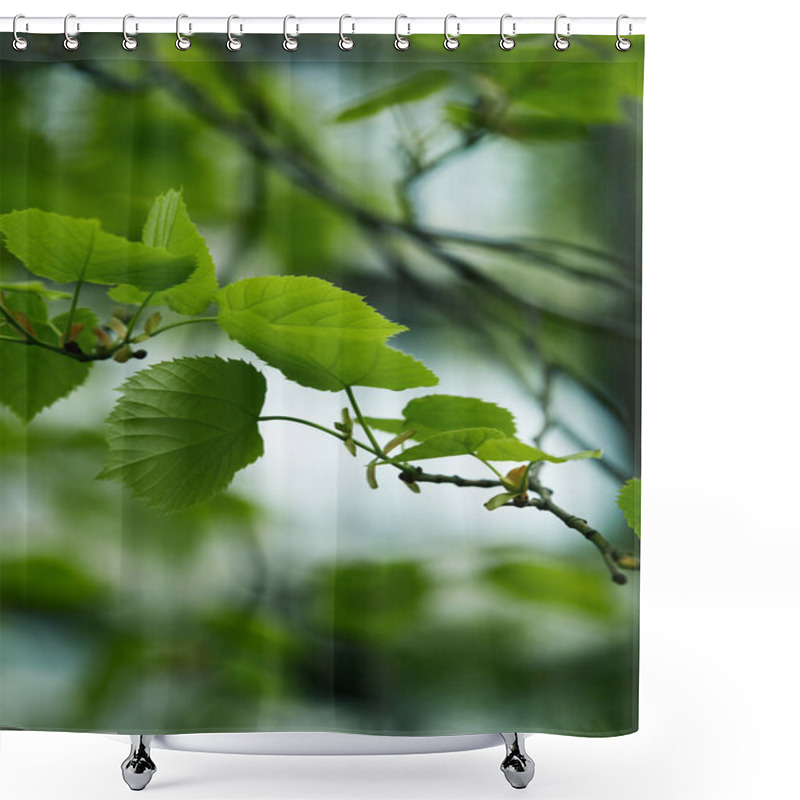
[[1, 16, 646, 37]]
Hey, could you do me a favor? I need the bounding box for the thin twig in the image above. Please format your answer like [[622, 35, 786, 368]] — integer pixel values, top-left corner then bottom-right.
[[526, 473, 639, 584]]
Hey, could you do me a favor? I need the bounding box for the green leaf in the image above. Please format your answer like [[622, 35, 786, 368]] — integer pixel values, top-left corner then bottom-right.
[[332, 70, 453, 123], [217, 276, 438, 392], [366, 396, 516, 449], [0, 295, 92, 421], [108, 190, 217, 314], [617, 478, 641, 538], [484, 492, 517, 511], [0, 209, 196, 291], [391, 427, 506, 462], [0, 280, 72, 300], [475, 437, 602, 463], [98, 357, 266, 512], [402, 394, 517, 440], [1, 288, 48, 327]]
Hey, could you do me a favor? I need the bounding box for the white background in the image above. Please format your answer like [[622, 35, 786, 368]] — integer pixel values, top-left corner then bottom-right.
[[2, 1, 799, 798]]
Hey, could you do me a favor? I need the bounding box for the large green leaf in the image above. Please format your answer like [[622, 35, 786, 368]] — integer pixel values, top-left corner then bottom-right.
[[0, 295, 93, 422], [0, 209, 196, 291], [617, 478, 641, 538], [391, 428, 506, 462], [332, 70, 453, 124], [98, 357, 266, 512], [475, 437, 601, 463], [217, 276, 438, 392], [367, 394, 516, 442], [388, 424, 600, 466], [108, 190, 217, 314]]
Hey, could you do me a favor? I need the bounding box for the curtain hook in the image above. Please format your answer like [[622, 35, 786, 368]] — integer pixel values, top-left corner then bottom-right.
[[339, 14, 355, 50], [122, 14, 138, 51], [12, 14, 28, 51], [227, 15, 242, 51], [64, 13, 80, 51], [499, 14, 516, 50], [394, 14, 410, 50], [553, 14, 570, 51], [283, 15, 299, 51], [616, 14, 632, 51], [176, 14, 191, 50], [444, 14, 460, 51]]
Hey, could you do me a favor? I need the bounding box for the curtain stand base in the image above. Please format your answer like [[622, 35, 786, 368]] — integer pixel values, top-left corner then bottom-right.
[[118, 732, 534, 791]]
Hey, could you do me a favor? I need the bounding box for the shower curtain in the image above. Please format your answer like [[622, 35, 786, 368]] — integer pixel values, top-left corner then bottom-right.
[[0, 30, 642, 738]]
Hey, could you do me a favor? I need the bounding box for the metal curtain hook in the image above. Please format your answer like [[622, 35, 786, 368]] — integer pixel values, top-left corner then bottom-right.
[[227, 15, 242, 51], [64, 13, 79, 50], [283, 15, 298, 51], [616, 14, 632, 51], [499, 14, 515, 50], [122, 14, 138, 51], [176, 14, 191, 50], [444, 14, 460, 51], [12, 14, 28, 51], [553, 14, 570, 51], [339, 14, 354, 50], [394, 14, 410, 50]]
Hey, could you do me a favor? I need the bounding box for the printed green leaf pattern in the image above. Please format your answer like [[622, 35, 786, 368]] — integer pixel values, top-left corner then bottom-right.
[[0, 209, 196, 291], [98, 357, 266, 512], [217, 276, 438, 392], [390, 428, 507, 462], [617, 478, 641, 538], [475, 437, 601, 463], [367, 394, 517, 441], [0, 295, 94, 422], [332, 70, 452, 123], [108, 190, 217, 314], [390, 426, 599, 465]]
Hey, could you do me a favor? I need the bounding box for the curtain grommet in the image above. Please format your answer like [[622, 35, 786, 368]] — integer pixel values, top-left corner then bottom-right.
[[63, 13, 80, 51], [499, 14, 516, 50], [227, 15, 242, 51], [394, 15, 410, 50], [553, 14, 570, 51], [283, 15, 299, 51], [444, 14, 460, 51], [121, 14, 138, 51], [339, 14, 355, 50], [176, 14, 191, 50], [12, 15, 29, 51]]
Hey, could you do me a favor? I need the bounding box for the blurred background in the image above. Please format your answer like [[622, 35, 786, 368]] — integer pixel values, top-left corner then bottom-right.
[[0, 34, 641, 735]]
